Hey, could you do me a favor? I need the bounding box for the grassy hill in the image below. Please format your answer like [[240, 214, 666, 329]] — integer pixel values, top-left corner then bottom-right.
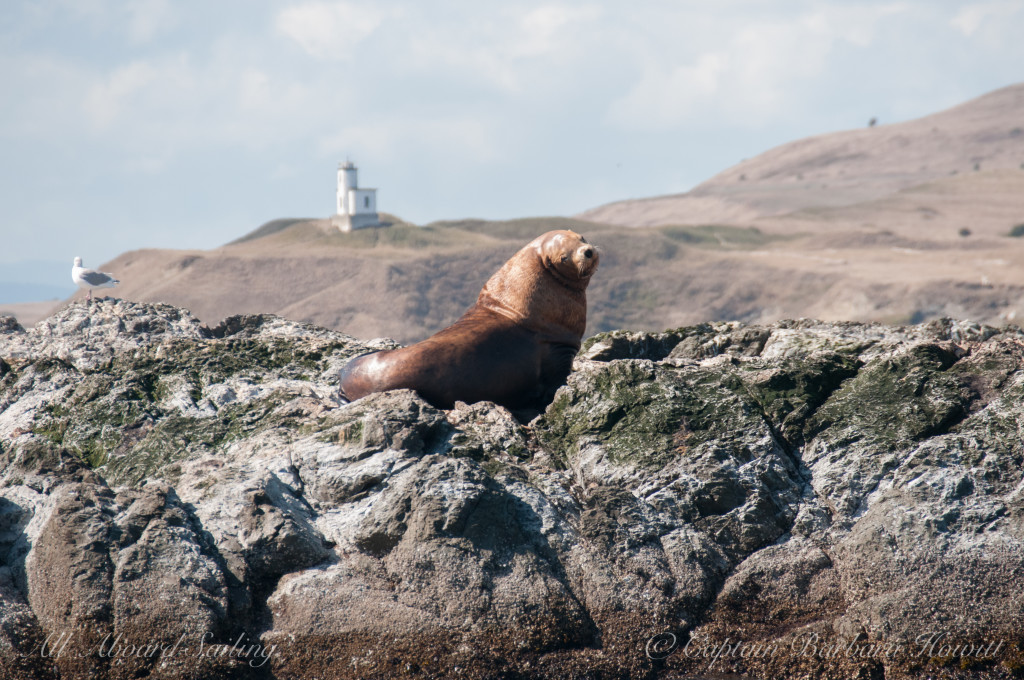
[[581, 83, 1024, 231], [59, 211, 1024, 344]]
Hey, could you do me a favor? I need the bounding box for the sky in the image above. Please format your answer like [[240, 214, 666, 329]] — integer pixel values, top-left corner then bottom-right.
[[2, 0, 1024, 288]]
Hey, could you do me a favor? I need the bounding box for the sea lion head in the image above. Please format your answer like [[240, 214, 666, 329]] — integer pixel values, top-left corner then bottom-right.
[[537, 230, 599, 287], [478, 229, 599, 331]]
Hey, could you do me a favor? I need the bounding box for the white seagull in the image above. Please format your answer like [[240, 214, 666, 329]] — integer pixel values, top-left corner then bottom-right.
[[72, 257, 120, 301]]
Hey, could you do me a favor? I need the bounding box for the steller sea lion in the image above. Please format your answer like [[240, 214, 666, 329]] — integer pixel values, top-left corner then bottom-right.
[[340, 229, 599, 411]]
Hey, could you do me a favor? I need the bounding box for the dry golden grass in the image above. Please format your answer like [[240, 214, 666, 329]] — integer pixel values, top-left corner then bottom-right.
[[581, 83, 1024, 230]]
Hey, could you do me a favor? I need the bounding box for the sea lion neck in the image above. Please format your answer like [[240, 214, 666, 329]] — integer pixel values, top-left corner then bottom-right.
[[477, 254, 587, 340], [542, 257, 589, 292]]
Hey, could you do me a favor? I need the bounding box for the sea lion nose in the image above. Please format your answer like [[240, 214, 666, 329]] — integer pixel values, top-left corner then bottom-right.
[[583, 248, 594, 259]]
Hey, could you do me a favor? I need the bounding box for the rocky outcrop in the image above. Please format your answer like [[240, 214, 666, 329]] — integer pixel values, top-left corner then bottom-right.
[[2, 300, 1024, 679]]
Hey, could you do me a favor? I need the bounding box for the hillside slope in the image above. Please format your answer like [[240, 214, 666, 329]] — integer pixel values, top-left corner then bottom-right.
[[580, 83, 1024, 228], [54, 215, 1024, 345]]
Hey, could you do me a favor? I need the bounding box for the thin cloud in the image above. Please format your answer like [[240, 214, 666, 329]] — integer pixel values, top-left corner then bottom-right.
[[276, 1, 391, 60], [318, 115, 504, 165], [605, 4, 914, 131], [950, 1, 1022, 40], [84, 60, 163, 129], [515, 5, 604, 58], [125, 0, 178, 44]]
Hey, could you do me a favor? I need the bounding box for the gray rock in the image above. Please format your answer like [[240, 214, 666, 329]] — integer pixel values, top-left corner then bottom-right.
[[0, 316, 25, 335], [2, 299, 1024, 678]]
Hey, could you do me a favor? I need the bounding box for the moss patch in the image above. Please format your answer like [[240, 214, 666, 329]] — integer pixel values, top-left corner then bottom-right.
[[804, 343, 970, 451], [102, 394, 297, 487], [537, 360, 767, 469], [126, 337, 346, 386], [32, 371, 163, 469], [26, 333, 351, 475], [741, 350, 862, 448]]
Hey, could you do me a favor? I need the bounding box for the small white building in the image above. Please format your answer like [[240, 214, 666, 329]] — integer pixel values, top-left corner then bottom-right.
[[333, 160, 380, 231]]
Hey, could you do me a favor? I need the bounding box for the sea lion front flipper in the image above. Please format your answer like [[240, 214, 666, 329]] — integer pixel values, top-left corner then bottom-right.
[[536, 343, 580, 407]]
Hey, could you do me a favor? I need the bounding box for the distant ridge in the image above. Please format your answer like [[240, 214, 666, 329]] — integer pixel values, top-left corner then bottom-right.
[[580, 82, 1024, 228]]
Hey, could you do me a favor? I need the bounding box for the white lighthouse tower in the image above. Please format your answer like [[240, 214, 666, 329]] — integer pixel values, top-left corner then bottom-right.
[[333, 160, 380, 231]]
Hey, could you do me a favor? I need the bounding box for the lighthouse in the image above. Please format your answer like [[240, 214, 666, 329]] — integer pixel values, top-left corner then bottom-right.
[[333, 160, 380, 231]]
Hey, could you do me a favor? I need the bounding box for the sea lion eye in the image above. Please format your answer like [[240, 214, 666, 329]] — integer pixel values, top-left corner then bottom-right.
[[561, 255, 569, 263], [583, 248, 593, 259]]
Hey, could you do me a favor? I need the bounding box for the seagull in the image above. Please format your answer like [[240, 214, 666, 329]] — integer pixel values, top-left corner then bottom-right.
[[71, 257, 119, 301]]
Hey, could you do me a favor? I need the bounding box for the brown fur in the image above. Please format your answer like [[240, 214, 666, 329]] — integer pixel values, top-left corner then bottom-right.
[[340, 230, 599, 410]]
